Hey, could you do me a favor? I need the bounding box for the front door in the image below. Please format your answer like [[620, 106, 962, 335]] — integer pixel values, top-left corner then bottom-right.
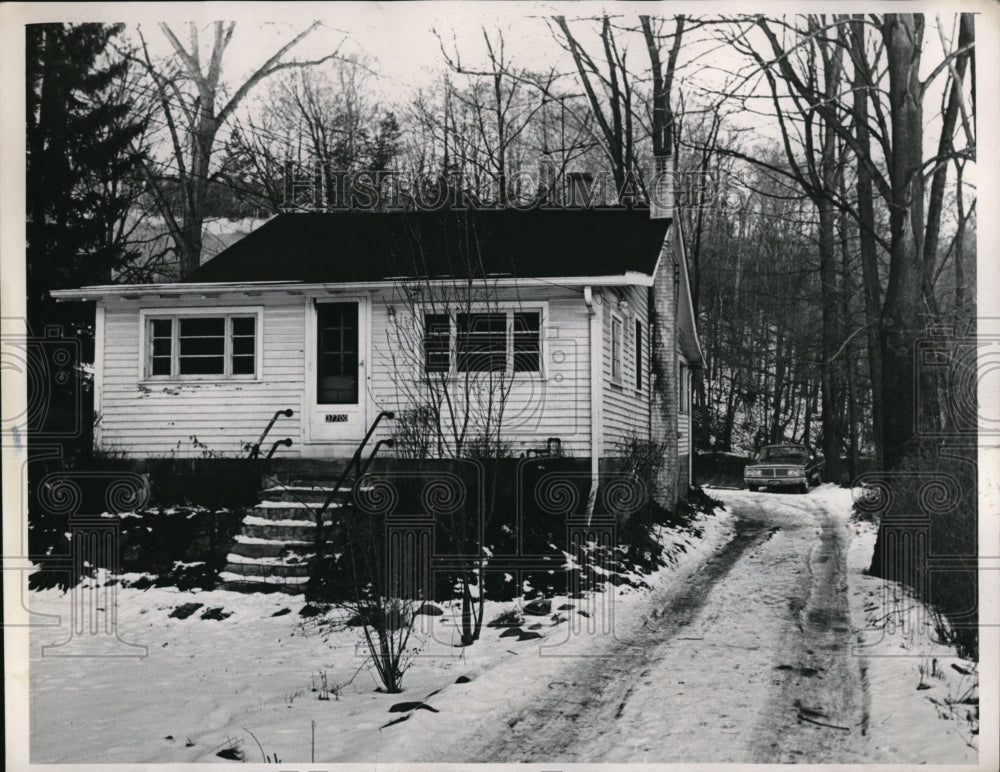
[[309, 300, 367, 442]]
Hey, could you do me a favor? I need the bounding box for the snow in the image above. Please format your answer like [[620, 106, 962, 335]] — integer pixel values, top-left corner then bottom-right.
[[216, 571, 309, 585], [844, 515, 979, 761], [224, 554, 310, 566], [234, 534, 306, 545], [23, 490, 985, 764], [25, 510, 731, 764], [242, 515, 330, 527], [255, 500, 340, 509]]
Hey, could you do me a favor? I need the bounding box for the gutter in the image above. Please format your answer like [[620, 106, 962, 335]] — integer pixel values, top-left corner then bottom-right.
[[583, 286, 602, 522], [49, 273, 654, 302]]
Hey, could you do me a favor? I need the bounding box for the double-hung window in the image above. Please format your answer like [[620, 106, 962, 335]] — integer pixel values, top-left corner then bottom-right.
[[423, 309, 542, 374], [145, 312, 258, 379], [611, 314, 623, 383]]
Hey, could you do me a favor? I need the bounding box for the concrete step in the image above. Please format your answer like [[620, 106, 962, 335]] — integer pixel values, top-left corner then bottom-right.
[[218, 576, 306, 595], [241, 517, 327, 542], [251, 500, 337, 521], [264, 458, 352, 482], [258, 486, 354, 505], [223, 557, 312, 578], [229, 536, 314, 559]]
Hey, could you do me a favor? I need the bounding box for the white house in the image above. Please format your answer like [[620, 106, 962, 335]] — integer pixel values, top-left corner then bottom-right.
[[53, 208, 703, 508]]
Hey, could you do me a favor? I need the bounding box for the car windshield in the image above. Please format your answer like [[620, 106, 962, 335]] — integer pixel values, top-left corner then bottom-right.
[[759, 447, 808, 463]]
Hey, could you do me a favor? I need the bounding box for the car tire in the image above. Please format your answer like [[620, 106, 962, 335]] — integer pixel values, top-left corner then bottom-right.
[[799, 482, 809, 494], [748, 484, 758, 492]]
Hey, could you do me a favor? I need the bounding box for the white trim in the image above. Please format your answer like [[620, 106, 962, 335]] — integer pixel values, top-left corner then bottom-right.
[[93, 305, 104, 449], [584, 286, 603, 519], [138, 306, 264, 384], [50, 274, 655, 302]]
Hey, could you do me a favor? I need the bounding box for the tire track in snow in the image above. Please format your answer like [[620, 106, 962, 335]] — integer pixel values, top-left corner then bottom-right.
[[747, 498, 868, 763], [470, 522, 775, 762]]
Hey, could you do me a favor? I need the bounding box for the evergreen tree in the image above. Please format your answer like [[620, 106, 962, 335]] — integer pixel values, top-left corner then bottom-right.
[[26, 23, 148, 463], [26, 22, 147, 325]]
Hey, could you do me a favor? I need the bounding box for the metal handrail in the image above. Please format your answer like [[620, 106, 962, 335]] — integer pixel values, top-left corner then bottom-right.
[[248, 409, 294, 459], [313, 410, 395, 549], [357, 438, 395, 482], [265, 438, 293, 460]]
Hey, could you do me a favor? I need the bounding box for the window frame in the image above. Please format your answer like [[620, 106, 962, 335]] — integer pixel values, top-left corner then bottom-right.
[[420, 303, 546, 377], [679, 361, 689, 414], [610, 312, 624, 385], [139, 306, 264, 383]]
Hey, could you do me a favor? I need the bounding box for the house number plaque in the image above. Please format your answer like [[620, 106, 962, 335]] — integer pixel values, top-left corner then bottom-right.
[[325, 413, 349, 423]]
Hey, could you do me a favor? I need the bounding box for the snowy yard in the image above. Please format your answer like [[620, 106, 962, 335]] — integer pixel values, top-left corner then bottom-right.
[[23, 487, 979, 764]]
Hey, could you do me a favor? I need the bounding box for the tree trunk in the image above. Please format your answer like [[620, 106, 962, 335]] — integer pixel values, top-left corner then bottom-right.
[[879, 14, 925, 468], [849, 16, 886, 470], [770, 330, 786, 443]]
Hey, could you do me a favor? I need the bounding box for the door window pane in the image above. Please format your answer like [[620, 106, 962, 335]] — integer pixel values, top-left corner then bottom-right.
[[317, 303, 359, 403]]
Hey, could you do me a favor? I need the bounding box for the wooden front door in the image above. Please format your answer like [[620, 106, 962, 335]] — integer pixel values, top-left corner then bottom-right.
[[309, 299, 367, 443]]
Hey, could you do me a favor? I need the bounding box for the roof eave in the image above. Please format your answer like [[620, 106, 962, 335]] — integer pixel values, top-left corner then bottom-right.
[[50, 273, 655, 302]]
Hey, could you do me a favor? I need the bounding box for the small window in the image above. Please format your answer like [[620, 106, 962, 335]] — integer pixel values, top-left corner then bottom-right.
[[146, 314, 257, 379], [150, 319, 173, 376], [513, 312, 540, 372], [423, 314, 451, 373], [679, 362, 689, 414], [231, 317, 257, 375], [611, 315, 623, 383], [635, 319, 643, 390]]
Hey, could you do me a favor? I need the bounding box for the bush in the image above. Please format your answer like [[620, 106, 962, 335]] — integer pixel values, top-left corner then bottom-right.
[[29, 506, 244, 591]]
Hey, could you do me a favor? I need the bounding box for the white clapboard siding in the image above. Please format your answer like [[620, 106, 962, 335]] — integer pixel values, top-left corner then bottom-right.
[[601, 285, 651, 453], [366, 286, 593, 457], [98, 296, 306, 458]]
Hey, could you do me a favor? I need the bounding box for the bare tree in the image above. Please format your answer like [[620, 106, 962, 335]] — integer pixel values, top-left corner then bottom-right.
[[379, 214, 522, 645], [136, 21, 345, 275], [711, 13, 975, 467]]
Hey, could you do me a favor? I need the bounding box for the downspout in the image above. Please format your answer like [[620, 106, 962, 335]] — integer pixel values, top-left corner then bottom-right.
[[584, 286, 602, 522]]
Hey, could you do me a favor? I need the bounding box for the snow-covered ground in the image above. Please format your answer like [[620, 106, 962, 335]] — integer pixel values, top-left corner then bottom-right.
[[844, 511, 980, 760], [715, 485, 979, 764], [25, 511, 734, 764], [20, 487, 984, 765]]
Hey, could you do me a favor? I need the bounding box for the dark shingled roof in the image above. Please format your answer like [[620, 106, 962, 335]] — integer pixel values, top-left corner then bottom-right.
[[183, 209, 670, 284]]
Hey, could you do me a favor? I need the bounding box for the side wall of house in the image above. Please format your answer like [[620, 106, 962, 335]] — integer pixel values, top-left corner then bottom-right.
[[99, 295, 307, 458], [649, 229, 681, 509], [600, 283, 651, 452], [678, 353, 691, 491]]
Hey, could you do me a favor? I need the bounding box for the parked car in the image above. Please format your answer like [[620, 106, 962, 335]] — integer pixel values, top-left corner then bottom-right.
[[743, 444, 824, 493]]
